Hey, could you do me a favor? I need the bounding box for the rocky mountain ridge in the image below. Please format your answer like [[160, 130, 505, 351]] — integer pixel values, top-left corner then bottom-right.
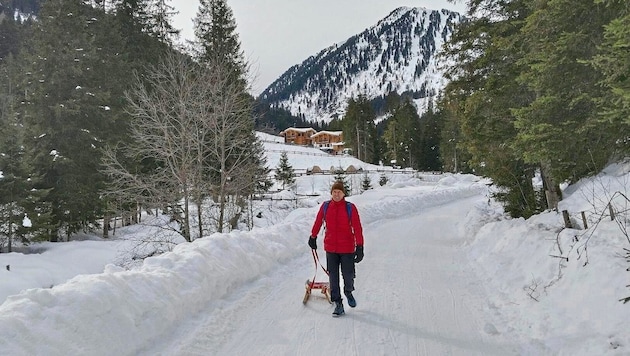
[[258, 7, 462, 123]]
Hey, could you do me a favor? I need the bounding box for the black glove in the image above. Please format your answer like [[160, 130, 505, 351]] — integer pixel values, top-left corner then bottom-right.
[[308, 236, 317, 250], [354, 246, 364, 263]]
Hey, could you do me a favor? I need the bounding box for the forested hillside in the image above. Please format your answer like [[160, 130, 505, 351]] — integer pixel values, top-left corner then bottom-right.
[[437, 0, 629, 218], [0, 0, 275, 250]]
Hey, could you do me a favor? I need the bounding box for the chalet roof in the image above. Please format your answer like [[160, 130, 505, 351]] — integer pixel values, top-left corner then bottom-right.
[[279, 127, 316, 134], [311, 131, 343, 138]]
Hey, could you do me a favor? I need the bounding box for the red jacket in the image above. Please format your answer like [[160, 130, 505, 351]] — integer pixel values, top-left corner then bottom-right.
[[310, 198, 364, 253]]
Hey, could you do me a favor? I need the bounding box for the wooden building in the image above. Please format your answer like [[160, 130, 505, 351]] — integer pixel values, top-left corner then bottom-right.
[[311, 131, 344, 155], [279, 128, 317, 146]]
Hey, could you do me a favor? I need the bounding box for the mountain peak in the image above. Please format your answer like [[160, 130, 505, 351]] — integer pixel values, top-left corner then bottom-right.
[[259, 7, 462, 123]]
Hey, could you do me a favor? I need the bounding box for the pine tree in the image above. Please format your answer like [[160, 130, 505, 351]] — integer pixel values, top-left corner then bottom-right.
[[146, 0, 179, 46], [247, 137, 273, 195], [440, 0, 541, 217], [0, 57, 29, 252], [514, 0, 621, 200], [379, 173, 388, 187], [193, 0, 246, 87], [417, 105, 443, 171], [333, 169, 351, 196], [383, 99, 421, 169], [0, 12, 22, 61], [114, 0, 173, 71], [0, 31, 53, 245], [437, 98, 472, 174], [342, 96, 378, 164], [275, 151, 295, 190], [361, 172, 372, 192], [591, 3, 630, 154], [18, 0, 127, 240]]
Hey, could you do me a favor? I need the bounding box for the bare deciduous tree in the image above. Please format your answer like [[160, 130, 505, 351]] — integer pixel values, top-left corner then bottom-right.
[[103, 55, 192, 240], [102, 51, 260, 242]]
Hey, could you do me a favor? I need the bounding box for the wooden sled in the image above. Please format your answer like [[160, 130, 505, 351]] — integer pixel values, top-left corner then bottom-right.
[[303, 279, 331, 304], [303, 249, 332, 304]]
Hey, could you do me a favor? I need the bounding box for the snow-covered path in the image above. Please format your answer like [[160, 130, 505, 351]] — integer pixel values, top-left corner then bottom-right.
[[150, 190, 519, 355]]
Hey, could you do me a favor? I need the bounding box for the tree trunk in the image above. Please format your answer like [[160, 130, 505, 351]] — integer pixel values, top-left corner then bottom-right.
[[183, 193, 191, 242], [197, 199, 203, 239], [540, 162, 560, 211], [218, 190, 226, 233], [132, 203, 139, 224], [49, 228, 58, 242], [103, 212, 110, 238], [7, 218, 12, 253]]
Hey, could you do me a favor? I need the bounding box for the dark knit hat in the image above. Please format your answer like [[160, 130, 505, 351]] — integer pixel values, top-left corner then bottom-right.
[[331, 181, 346, 194]]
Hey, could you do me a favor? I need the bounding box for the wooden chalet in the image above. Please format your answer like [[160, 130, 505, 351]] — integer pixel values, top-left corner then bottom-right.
[[311, 131, 344, 155], [279, 127, 317, 146]]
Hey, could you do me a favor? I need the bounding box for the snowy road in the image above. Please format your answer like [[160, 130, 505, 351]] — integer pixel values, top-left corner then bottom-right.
[[150, 187, 519, 355]]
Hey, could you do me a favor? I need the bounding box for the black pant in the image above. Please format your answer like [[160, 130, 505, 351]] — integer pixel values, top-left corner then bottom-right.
[[326, 252, 355, 303]]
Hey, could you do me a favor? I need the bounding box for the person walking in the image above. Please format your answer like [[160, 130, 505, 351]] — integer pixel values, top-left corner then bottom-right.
[[309, 181, 364, 317]]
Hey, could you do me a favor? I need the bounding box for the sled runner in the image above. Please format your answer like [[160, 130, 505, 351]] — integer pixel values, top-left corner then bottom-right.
[[303, 249, 331, 304]]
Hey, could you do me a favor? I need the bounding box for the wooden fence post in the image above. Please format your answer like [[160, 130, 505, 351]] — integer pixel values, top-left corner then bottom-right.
[[581, 211, 588, 229], [562, 210, 573, 229]]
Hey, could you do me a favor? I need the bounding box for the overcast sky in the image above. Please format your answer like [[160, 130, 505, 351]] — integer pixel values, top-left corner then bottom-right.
[[173, 1, 467, 96]]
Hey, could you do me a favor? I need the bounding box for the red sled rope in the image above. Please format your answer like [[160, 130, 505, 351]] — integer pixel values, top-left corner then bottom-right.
[[303, 249, 331, 304]]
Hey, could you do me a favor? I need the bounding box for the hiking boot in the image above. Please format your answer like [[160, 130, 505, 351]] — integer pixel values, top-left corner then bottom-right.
[[332, 301, 345, 317], [345, 292, 356, 308]]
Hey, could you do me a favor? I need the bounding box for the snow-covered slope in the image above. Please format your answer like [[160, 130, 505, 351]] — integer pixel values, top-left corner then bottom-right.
[[258, 132, 386, 172], [259, 7, 462, 123]]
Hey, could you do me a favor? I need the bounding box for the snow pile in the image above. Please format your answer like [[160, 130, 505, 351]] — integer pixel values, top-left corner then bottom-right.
[[0, 222, 306, 355], [465, 161, 630, 355]]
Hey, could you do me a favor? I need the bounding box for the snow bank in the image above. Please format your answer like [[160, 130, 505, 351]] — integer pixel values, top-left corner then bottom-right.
[[465, 165, 630, 355], [0, 221, 307, 355]]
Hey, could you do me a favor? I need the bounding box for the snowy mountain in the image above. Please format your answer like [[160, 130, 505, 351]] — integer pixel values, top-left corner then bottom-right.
[[258, 7, 462, 123]]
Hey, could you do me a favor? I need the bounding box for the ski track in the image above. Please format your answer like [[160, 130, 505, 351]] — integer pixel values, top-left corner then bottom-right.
[[145, 186, 521, 356]]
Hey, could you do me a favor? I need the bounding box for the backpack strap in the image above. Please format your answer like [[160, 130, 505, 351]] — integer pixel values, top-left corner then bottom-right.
[[322, 200, 353, 226], [346, 202, 353, 230]]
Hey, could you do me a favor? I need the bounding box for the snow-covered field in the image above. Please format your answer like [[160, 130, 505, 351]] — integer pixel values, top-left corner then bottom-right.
[[1, 133, 629, 355]]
